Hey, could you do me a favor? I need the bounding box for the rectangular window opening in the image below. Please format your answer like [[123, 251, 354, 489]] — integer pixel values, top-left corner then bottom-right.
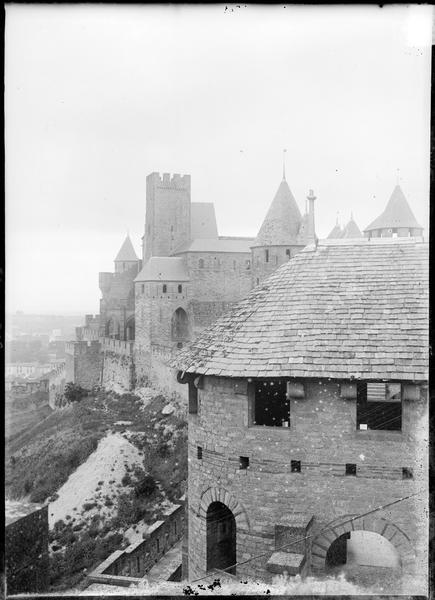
[[402, 467, 413, 480], [189, 382, 198, 414], [345, 463, 357, 476], [265, 249, 269, 262], [239, 456, 249, 470], [252, 379, 290, 427], [291, 460, 301, 473], [356, 382, 402, 431], [197, 446, 203, 459]]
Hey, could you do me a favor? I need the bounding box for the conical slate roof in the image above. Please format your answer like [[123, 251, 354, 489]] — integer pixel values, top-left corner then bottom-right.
[[327, 223, 342, 239], [364, 185, 423, 232], [340, 218, 363, 239], [115, 235, 138, 262], [175, 238, 428, 382], [252, 179, 302, 247]]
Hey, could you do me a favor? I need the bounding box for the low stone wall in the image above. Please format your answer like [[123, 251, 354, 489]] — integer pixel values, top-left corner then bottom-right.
[[48, 362, 66, 409], [5, 506, 49, 594], [88, 505, 184, 585]]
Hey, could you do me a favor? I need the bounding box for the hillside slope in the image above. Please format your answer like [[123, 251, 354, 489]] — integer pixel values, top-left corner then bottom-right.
[[5, 388, 187, 591]]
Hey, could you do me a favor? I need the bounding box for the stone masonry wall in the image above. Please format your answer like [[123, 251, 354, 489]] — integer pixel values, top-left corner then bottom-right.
[[89, 505, 185, 584], [144, 173, 191, 260], [251, 245, 305, 286], [101, 339, 134, 391], [187, 376, 427, 584], [48, 362, 66, 409], [5, 506, 49, 594], [65, 341, 102, 390]]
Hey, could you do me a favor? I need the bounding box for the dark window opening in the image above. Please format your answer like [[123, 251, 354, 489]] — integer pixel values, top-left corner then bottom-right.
[[265, 249, 269, 262], [402, 467, 413, 480], [239, 456, 249, 470], [136, 556, 140, 571], [163, 284, 167, 293], [189, 382, 198, 414], [246, 259, 251, 270], [356, 382, 402, 431], [291, 460, 301, 473], [275, 255, 278, 265], [345, 463, 356, 476], [141, 284, 145, 293], [178, 284, 182, 293], [174, 521, 177, 535], [253, 379, 290, 427], [286, 249, 291, 258], [256, 278, 259, 285], [197, 446, 203, 459]]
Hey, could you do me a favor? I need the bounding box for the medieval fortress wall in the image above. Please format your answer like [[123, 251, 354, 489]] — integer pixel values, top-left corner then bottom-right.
[[62, 173, 424, 408]]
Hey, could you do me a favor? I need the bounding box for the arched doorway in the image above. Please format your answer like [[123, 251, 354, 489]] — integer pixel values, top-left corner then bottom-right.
[[171, 307, 189, 346], [206, 502, 236, 575], [105, 318, 120, 339], [125, 316, 135, 341]]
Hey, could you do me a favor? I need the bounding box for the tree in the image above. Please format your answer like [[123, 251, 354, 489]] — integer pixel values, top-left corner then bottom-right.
[[64, 382, 87, 403]]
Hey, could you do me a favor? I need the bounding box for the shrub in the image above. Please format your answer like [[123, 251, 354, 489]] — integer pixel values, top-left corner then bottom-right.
[[64, 382, 88, 403], [83, 502, 97, 511], [104, 497, 113, 507], [134, 475, 156, 498]]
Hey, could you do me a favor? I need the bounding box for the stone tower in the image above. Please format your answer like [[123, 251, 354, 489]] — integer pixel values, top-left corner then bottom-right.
[[176, 238, 428, 587], [364, 185, 423, 239], [251, 176, 315, 286], [143, 172, 192, 261], [114, 234, 139, 273]]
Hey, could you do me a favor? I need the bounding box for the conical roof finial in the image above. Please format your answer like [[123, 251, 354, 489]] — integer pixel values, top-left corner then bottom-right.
[[283, 149, 287, 181]]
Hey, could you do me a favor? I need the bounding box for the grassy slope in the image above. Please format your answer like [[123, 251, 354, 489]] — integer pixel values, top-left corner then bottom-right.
[[5, 390, 188, 591]]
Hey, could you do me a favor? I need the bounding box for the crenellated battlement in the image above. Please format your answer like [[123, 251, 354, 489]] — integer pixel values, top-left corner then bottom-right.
[[65, 340, 101, 356], [100, 337, 134, 357], [147, 172, 191, 191]]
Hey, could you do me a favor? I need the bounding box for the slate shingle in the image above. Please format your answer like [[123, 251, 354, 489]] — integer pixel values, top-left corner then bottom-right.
[[174, 238, 428, 381]]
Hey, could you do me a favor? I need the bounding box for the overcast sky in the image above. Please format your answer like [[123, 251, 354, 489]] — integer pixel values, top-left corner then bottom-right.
[[5, 4, 432, 314]]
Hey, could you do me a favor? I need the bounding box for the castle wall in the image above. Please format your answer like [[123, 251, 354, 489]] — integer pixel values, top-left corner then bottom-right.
[[65, 341, 102, 390], [251, 245, 305, 286], [150, 345, 188, 402], [48, 362, 66, 409], [5, 506, 49, 594], [187, 376, 427, 585], [101, 338, 134, 392]]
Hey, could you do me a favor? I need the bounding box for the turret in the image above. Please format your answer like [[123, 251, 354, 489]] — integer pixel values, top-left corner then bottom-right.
[[114, 235, 139, 273]]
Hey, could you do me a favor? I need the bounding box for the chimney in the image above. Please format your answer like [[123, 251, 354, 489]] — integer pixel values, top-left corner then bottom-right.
[[307, 189, 317, 243]]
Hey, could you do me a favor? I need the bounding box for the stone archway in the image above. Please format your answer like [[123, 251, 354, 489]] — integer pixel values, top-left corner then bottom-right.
[[171, 307, 190, 344], [206, 502, 237, 574], [125, 316, 135, 341], [197, 486, 250, 532], [311, 513, 414, 573]]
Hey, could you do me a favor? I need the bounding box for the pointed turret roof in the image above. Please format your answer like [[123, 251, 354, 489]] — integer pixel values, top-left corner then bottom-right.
[[364, 185, 423, 232], [327, 223, 342, 239], [115, 235, 138, 262], [341, 217, 363, 239], [253, 178, 302, 247]]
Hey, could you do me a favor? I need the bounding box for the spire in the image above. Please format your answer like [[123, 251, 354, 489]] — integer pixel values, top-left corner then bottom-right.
[[115, 235, 139, 262], [253, 178, 302, 247], [283, 149, 287, 181]]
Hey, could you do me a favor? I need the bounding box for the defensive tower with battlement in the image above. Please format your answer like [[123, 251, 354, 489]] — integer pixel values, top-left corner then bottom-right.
[[144, 172, 192, 261]]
